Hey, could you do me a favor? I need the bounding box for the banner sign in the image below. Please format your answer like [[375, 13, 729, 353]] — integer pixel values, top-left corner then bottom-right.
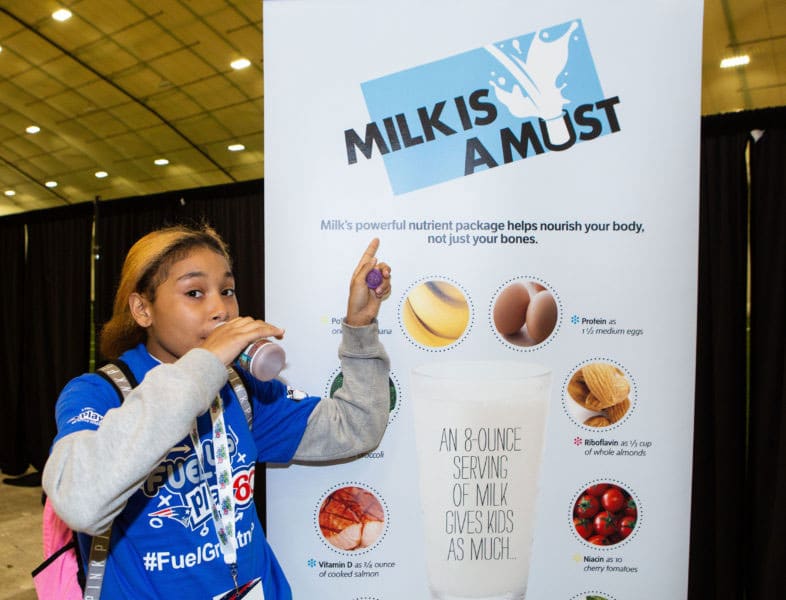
[[263, 2, 703, 599], [352, 19, 617, 195]]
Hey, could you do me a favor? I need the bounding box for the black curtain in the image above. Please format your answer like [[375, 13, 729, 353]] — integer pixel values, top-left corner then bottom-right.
[[0, 217, 28, 475], [747, 125, 786, 600], [689, 106, 786, 600], [688, 125, 750, 599], [21, 204, 93, 472]]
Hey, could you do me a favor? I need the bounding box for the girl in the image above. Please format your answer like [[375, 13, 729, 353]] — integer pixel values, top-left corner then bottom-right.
[[42, 224, 392, 599]]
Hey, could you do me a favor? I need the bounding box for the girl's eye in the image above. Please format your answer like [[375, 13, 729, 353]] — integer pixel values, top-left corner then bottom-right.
[[186, 290, 204, 298], [222, 288, 236, 297]]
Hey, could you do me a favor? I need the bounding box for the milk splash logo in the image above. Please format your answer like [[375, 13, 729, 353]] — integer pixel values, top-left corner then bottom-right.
[[344, 19, 621, 195]]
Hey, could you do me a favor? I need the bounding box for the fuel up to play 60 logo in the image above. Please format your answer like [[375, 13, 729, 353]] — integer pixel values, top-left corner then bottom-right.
[[344, 19, 621, 195]]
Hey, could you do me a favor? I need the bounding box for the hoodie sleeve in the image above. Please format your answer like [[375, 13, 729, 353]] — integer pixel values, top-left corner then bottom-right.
[[292, 320, 391, 461], [42, 348, 227, 535]]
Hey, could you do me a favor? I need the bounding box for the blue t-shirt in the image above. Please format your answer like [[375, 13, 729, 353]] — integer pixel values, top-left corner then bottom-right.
[[52, 344, 320, 599]]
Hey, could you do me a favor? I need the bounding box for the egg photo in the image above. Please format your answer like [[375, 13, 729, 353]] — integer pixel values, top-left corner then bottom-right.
[[492, 280, 559, 347]]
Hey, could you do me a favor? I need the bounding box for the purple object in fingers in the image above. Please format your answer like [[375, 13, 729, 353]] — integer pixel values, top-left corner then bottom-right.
[[365, 268, 383, 288]]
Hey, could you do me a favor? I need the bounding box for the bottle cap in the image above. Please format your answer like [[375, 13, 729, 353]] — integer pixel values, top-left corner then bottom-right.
[[239, 340, 286, 381], [365, 268, 383, 288]]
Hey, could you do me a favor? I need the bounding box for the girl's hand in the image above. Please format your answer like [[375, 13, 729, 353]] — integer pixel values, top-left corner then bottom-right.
[[346, 238, 391, 327], [201, 317, 284, 366]]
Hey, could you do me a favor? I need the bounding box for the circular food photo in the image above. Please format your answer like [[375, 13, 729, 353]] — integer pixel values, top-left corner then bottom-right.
[[318, 485, 386, 552], [570, 594, 615, 600], [572, 482, 638, 546], [401, 279, 470, 348], [566, 361, 633, 428], [492, 280, 558, 347]]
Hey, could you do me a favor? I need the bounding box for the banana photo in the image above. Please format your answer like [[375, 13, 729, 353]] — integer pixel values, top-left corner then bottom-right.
[[401, 279, 470, 348]]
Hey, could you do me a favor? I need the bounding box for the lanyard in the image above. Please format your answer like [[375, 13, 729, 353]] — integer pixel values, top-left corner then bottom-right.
[[189, 395, 239, 590]]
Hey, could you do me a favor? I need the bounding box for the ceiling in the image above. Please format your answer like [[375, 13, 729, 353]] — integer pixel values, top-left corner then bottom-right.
[[0, 0, 783, 217], [702, 0, 786, 116], [0, 1, 263, 216]]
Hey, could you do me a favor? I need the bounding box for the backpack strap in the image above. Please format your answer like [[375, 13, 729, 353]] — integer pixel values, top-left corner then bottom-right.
[[83, 360, 136, 600], [95, 359, 138, 400], [98, 361, 252, 429], [227, 366, 253, 430]]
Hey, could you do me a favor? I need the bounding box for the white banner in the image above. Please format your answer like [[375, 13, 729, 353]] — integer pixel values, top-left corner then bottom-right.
[[263, 2, 703, 599]]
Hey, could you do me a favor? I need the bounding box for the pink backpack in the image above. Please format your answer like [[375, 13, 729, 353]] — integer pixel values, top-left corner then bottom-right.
[[32, 499, 84, 599], [31, 361, 135, 600]]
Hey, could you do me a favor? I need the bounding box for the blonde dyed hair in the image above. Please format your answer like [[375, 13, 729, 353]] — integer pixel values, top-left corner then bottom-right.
[[99, 224, 232, 359]]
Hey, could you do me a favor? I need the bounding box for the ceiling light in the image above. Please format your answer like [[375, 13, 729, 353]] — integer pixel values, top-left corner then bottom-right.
[[45, 181, 58, 188], [52, 9, 72, 22], [230, 58, 251, 70], [4, 190, 15, 197], [95, 171, 108, 178], [154, 158, 169, 166], [720, 55, 750, 69], [228, 144, 245, 152], [26, 125, 41, 134]]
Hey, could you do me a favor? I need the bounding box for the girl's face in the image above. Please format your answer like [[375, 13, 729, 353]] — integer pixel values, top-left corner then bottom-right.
[[133, 246, 239, 363]]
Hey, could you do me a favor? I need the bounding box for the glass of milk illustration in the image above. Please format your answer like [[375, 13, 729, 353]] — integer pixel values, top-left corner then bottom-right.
[[411, 361, 551, 599]]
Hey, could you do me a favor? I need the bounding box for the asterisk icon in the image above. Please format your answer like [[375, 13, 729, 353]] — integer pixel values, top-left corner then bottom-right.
[[571, 314, 580, 325], [307, 558, 317, 568], [574, 437, 583, 446]]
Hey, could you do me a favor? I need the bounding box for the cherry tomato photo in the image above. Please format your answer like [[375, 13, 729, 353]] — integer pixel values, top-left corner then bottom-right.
[[572, 482, 638, 545], [624, 497, 638, 517], [574, 494, 601, 519], [620, 515, 636, 538], [586, 483, 610, 496], [601, 486, 626, 513], [593, 511, 618, 537], [587, 534, 610, 546], [574, 517, 594, 539]]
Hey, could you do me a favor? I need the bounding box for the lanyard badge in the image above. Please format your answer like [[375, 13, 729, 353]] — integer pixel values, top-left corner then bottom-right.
[[190, 396, 239, 586]]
